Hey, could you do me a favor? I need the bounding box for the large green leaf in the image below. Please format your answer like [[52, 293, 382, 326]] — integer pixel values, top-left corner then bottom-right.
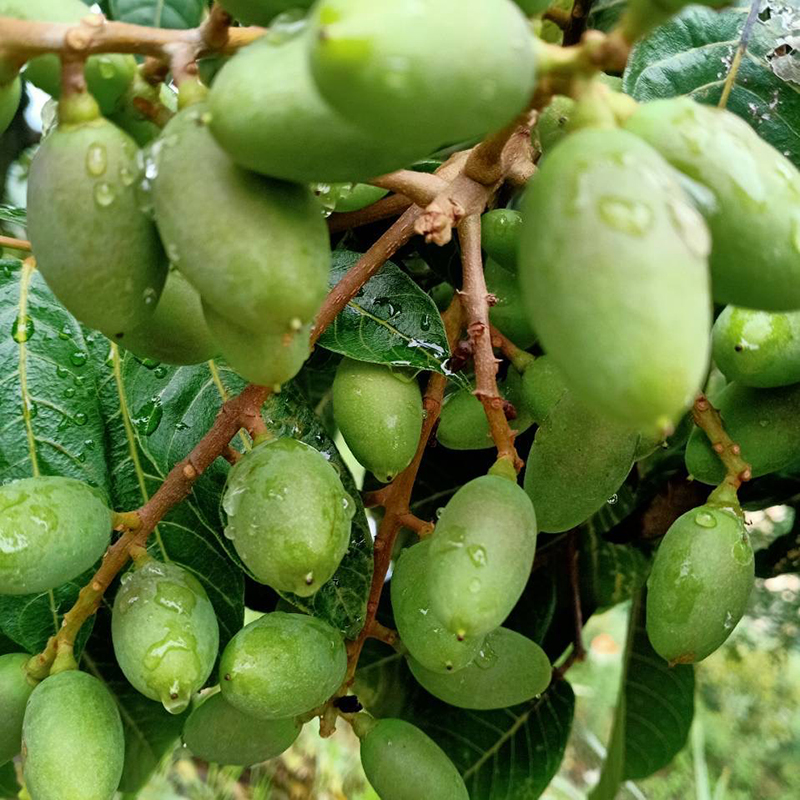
[[0, 762, 19, 799], [108, 0, 206, 28], [0, 205, 26, 227], [623, 1, 800, 166], [317, 250, 457, 379], [587, 0, 627, 33]]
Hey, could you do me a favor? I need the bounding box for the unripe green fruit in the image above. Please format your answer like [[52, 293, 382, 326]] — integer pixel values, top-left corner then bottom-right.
[[712, 306, 800, 388], [218, 0, 314, 25], [486, 258, 537, 348], [0, 653, 34, 765], [183, 691, 301, 766], [524, 392, 638, 533], [685, 382, 800, 484], [358, 718, 468, 800], [121, 270, 218, 365], [624, 97, 800, 311], [27, 115, 167, 340], [209, 34, 427, 183], [308, 0, 537, 150], [391, 540, 483, 674], [437, 368, 533, 450], [334, 183, 389, 213], [0, 1, 135, 115], [222, 438, 354, 596], [22, 671, 124, 800], [481, 209, 522, 273], [219, 612, 347, 719], [520, 128, 712, 432], [407, 627, 550, 709], [646, 504, 754, 664], [152, 104, 330, 334], [204, 305, 310, 389], [520, 354, 567, 424], [0, 78, 21, 136], [533, 95, 575, 153], [428, 475, 537, 639], [0, 477, 111, 595], [332, 359, 423, 482], [112, 558, 219, 714], [108, 73, 174, 148]]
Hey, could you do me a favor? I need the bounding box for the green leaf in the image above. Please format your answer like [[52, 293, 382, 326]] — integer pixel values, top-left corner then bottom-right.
[[108, 0, 206, 28], [0, 762, 20, 799], [587, 0, 627, 33], [623, 1, 800, 166], [0, 205, 26, 227], [317, 250, 456, 378]]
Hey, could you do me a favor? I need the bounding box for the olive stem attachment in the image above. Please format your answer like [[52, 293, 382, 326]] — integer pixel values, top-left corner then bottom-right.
[[368, 170, 446, 208], [397, 512, 435, 538], [489, 324, 535, 372], [691, 393, 752, 491]]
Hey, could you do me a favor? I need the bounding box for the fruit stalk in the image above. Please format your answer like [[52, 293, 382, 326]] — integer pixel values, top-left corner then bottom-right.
[[368, 170, 445, 209]]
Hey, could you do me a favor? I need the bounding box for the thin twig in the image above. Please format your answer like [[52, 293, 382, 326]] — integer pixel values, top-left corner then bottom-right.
[[489, 324, 534, 372], [718, 0, 762, 109], [0, 235, 31, 251], [369, 170, 446, 208], [328, 194, 413, 234]]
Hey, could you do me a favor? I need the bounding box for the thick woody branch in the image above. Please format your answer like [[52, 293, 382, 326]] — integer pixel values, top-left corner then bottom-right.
[[368, 170, 446, 208]]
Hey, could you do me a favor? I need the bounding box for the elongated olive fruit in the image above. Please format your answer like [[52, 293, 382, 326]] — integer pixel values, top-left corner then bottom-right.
[[121, 270, 218, 365], [486, 259, 537, 348], [0, 477, 111, 595], [183, 691, 301, 766], [624, 97, 800, 311], [222, 438, 354, 596], [520, 128, 712, 432], [0, 653, 34, 765], [533, 95, 575, 153], [22, 671, 124, 800], [437, 367, 533, 451], [333, 359, 423, 483], [685, 382, 800, 484], [220, 612, 347, 719], [428, 475, 537, 638], [391, 540, 483, 674], [112, 558, 220, 714], [356, 716, 468, 800], [152, 103, 330, 335], [481, 209, 522, 273], [209, 33, 427, 183], [0, 78, 21, 136], [524, 391, 637, 533], [646, 504, 753, 664], [712, 306, 800, 388], [309, 0, 537, 150], [408, 627, 550, 709], [520, 354, 567, 424], [27, 105, 167, 340]]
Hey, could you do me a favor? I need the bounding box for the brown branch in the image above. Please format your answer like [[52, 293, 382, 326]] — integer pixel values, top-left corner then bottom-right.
[[327, 194, 413, 234], [458, 215, 520, 470], [543, 8, 572, 29], [0, 235, 31, 251], [368, 170, 446, 208], [366, 621, 399, 647], [397, 512, 435, 538], [489, 324, 534, 372], [28, 383, 272, 679]]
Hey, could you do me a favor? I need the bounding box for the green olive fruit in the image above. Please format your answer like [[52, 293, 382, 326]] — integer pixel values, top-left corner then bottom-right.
[[0, 0, 135, 114], [712, 306, 800, 388], [520, 354, 567, 424], [524, 391, 638, 533], [428, 475, 537, 639], [27, 114, 167, 340], [0, 477, 111, 595], [332, 359, 423, 482], [120, 270, 218, 365], [333, 183, 389, 213], [437, 368, 533, 451], [579, 529, 651, 610], [108, 72, 173, 147], [219, 612, 347, 719], [646, 504, 754, 664], [0, 653, 34, 765], [218, 0, 314, 25], [486, 258, 537, 348], [183, 691, 301, 766], [481, 209, 522, 273], [533, 95, 575, 153], [308, 0, 537, 150], [203, 305, 310, 389], [407, 627, 550, 709], [624, 97, 800, 311], [684, 382, 800, 484], [0, 78, 21, 136], [22, 671, 124, 800], [152, 104, 330, 334], [112, 558, 219, 714], [358, 717, 468, 800], [520, 128, 712, 432], [209, 33, 428, 183], [391, 540, 483, 674], [222, 438, 354, 596]]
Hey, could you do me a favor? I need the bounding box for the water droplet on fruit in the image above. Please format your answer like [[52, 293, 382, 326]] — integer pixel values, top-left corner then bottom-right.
[[166, 242, 181, 264], [694, 511, 717, 528], [94, 182, 116, 207], [11, 314, 33, 343], [70, 351, 87, 367], [435, 507, 445, 519], [467, 544, 487, 567], [607, 494, 618, 505], [160, 688, 191, 715], [142, 287, 158, 307], [474, 642, 497, 670], [86, 143, 107, 176], [598, 196, 653, 236], [119, 165, 135, 186]]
